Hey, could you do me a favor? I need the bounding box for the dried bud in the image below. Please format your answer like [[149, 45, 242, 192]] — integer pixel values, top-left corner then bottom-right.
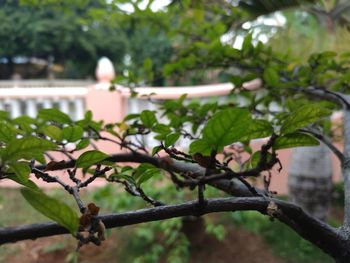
[[87, 203, 100, 216], [44, 160, 66, 171], [192, 153, 211, 168]]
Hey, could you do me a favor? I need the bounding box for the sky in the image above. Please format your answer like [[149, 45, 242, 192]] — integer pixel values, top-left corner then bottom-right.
[[117, 0, 171, 13]]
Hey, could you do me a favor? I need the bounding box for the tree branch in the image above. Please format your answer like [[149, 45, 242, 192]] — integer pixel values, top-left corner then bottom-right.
[[0, 197, 343, 259], [293, 86, 350, 109], [299, 128, 345, 164]]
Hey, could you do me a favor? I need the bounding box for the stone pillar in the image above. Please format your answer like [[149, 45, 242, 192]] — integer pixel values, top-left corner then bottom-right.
[[58, 99, 70, 114], [26, 99, 37, 117], [288, 144, 333, 221], [9, 99, 21, 118]]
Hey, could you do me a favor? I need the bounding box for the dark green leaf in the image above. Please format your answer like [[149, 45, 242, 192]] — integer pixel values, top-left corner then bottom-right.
[[202, 109, 252, 151], [248, 151, 273, 169], [0, 122, 17, 143], [2, 137, 57, 162], [152, 145, 163, 156], [41, 125, 62, 141], [21, 188, 79, 234], [263, 67, 279, 87], [189, 139, 212, 155], [273, 132, 319, 150], [76, 138, 90, 150], [140, 110, 157, 128], [280, 104, 332, 134], [38, 108, 72, 124], [239, 119, 274, 141], [8, 176, 38, 189], [62, 126, 84, 142], [164, 132, 180, 148], [8, 162, 31, 183], [76, 150, 109, 168]]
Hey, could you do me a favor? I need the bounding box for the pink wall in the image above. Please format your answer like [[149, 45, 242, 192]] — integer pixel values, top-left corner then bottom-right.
[[0, 82, 343, 195]]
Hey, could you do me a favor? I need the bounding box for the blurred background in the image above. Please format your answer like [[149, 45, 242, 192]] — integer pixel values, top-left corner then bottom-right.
[[1, 0, 349, 262]]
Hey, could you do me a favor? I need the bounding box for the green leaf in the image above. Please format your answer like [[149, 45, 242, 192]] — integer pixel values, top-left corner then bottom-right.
[[134, 163, 161, 186], [242, 33, 253, 55], [123, 113, 140, 121], [8, 162, 31, 183], [76, 150, 109, 168], [0, 111, 9, 120], [263, 67, 279, 87], [13, 116, 36, 133], [248, 151, 273, 169], [2, 137, 57, 162], [62, 126, 84, 142], [8, 176, 38, 189], [273, 132, 319, 150], [164, 133, 180, 148], [140, 110, 157, 128], [189, 139, 212, 155], [0, 122, 17, 143], [21, 188, 79, 234], [280, 104, 332, 134], [41, 125, 62, 141], [76, 138, 90, 150], [152, 145, 162, 156], [202, 109, 252, 151], [38, 108, 72, 124], [111, 173, 136, 185], [240, 119, 274, 141]]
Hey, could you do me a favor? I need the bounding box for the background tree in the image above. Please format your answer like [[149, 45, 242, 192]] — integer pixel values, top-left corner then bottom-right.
[[3, 1, 350, 262]]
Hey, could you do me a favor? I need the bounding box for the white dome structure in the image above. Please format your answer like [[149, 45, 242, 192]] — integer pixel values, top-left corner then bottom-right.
[[95, 57, 115, 83]]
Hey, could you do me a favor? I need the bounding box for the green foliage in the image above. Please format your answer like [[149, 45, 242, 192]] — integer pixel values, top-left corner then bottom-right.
[[75, 150, 109, 168], [140, 110, 157, 129], [189, 108, 273, 154], [273, 132, 320, 150], [21, 188, 79, 234], [280, 104, 332, 135], [2, 137, 57, 162], [8, 162, 31, 184], [38, 108, 72, 124]]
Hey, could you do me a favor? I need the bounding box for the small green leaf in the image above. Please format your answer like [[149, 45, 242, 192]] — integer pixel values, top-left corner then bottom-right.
[[21, 188, 79, 234], [201, 108, 252, 151], [13, 116, 36, 133], [134, 164, 161, 186], [248, 151, 273, 169], [263, 67, 279, 87], [112, 173, 136, 185], [280, 104, 332, 134], [0, 122, 17, 143], [62, 126, 84, 142], [76, 139, 90, 150], [273, 132, 319, 150], [8, 162, 31, 183], [152, 145, 162, 156], [8, 176, 38, 189], [38, 108, 72, 124], [164, 133, 180, 148], [140, 110, 157, 128], [189, 139, 212, 155], [242, 33, 253, 55], [41, 125, 62, 141], [239, 119, 273, 141], [133, 163, 161, 185], [123, 113, 140, 121], [2, 137, 57, 162], [76, 150, 109, 168]]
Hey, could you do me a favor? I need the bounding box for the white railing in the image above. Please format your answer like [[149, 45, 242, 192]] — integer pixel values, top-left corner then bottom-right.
[[0, 80, 91, 120]]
